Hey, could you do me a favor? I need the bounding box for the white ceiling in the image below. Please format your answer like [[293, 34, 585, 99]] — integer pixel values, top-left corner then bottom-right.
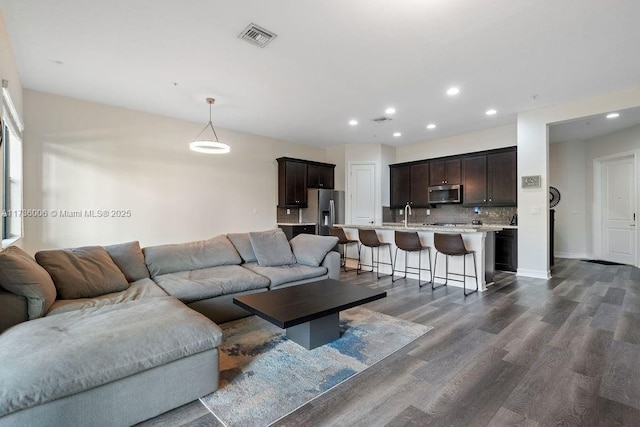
[[2, 0, 640, 147], [549, 106, 640, 144]]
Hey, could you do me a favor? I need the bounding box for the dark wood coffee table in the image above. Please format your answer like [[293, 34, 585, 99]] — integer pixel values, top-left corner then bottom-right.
[[233, 279, 386, 350]]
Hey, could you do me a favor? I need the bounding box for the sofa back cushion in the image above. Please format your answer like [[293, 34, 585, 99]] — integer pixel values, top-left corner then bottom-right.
[[104, 241, 150, 282], [143, 235, 242, 277], [0, 246, 57, 319], [249, 229, 296, 267], [290, 234, 339, 267], [35, 246, 129, 300], [227, 233, 257, 263]]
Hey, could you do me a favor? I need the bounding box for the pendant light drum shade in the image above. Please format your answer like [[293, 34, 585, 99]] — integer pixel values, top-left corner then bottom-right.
[[190, 98, 230, 154]]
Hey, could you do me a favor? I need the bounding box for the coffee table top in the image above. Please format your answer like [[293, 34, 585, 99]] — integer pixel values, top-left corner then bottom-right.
[[233, 279, 386, 329]]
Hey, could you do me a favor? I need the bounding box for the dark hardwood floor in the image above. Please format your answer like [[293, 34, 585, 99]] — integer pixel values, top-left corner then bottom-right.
[[140, 259, 640, 426]]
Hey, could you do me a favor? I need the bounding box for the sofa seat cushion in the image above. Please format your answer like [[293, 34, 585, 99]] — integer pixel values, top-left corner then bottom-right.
[[46, 278, 168, 316], [0, 297, 222, 417], [243, 262, 327, 287], [153, 265, 270, 303], [144, 235, 242, 276]]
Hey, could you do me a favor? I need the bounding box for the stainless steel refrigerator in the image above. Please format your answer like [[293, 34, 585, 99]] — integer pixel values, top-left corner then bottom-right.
[[301, 189, 345, 236]]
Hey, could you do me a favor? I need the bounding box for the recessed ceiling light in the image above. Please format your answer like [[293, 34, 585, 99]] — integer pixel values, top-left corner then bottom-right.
[[385, 107, 396, 115], [606, 112, 620, 119], [485, 109, 497, 116], [446, 87, 460, 96], [427, 123, 437, 130], [393, 132, 402, 137], [348, 119, 358, 126]]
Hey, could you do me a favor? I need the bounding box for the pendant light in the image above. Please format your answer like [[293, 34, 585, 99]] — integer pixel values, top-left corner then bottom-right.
[[190, 98, 230, 154]]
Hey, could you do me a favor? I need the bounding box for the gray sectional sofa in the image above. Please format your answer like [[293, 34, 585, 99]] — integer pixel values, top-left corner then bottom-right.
[[0, 229, 339, 427]]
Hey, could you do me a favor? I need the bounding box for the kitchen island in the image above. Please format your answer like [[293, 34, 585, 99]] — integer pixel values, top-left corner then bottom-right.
[[337, 223, 508, 292]]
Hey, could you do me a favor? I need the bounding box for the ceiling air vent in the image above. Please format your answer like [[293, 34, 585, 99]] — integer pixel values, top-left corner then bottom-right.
[[239, 23, 277, 48], [372, 116, 393, 123]]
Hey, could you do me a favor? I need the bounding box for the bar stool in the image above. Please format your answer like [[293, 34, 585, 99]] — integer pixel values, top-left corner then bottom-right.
[[357, 229, 393, 279], [432, 233, 478, 296], [392, 230, 432, 288], [329, 226, 360, 272]]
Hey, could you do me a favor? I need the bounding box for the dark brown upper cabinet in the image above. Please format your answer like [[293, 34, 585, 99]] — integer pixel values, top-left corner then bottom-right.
[[462, 155, 488, 205], [429, 159, 461, 185], [277, 158, 308, 207], [307, 163, 335, 189], [462, 149, 517, 206], [487, 150, 517, 205], [389, 162, 430, 208]]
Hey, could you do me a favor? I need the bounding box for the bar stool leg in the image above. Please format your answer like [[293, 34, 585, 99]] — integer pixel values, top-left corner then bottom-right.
[[392, 247, 400, 283], [432, 252, 447, 290], [464, 252, 479, 296]]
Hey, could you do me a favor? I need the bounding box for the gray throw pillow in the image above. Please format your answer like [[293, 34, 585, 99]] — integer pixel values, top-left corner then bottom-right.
[[104, 241, 150, 282], [290, 234, 339, 267], [143, 235, 242, 276], [227, 233, 257, 263], [0, 246, 57, 319], [35, 246, 129, 299], [249, 229, 296, 267]]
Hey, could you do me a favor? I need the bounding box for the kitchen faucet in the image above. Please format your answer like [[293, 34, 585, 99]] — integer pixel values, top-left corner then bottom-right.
[[404, 202, 412, 228]]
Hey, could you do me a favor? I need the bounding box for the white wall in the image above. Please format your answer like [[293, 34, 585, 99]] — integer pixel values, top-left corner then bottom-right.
[[22, 90, 326, 252], [549, 140, 588, 258], [380, 144, 396, 206], [395, 124, 516, 163], [326, 145, 346, 191], [517, 86, 640, 278]]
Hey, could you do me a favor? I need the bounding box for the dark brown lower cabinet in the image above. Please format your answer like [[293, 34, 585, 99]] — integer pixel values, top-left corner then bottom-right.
[[278, 224, 316, 240], [495, 229, 518, 272]]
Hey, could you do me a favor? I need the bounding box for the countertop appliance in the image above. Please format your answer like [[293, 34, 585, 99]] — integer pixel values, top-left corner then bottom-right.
[[301, 189, 345, 236], [428, 184, 462, 204]]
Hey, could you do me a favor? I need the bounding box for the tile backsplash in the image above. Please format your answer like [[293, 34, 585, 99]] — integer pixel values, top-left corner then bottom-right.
[[276, 207, 301, 223], [383, 205, 517, 225]]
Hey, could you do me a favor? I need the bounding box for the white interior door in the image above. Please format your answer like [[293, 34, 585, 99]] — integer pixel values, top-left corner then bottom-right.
[[349, 163, 376, 225], [601, 156, 636, 265]]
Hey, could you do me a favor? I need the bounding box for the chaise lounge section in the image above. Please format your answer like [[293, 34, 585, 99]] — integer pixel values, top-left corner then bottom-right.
[[0, 229, 339, 426]]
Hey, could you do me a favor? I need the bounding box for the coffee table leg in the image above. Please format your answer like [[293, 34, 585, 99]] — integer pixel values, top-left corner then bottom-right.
[[286, 313, 340, 350]]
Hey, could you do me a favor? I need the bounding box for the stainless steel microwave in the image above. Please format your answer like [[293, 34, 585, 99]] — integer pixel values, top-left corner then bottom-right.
[[428, 184, 462, 204]]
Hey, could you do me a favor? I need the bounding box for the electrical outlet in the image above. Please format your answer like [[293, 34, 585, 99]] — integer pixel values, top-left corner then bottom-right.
[[286, 209, 290, 215], [426, 209, 430, 215], [399, 209, 403, 216]]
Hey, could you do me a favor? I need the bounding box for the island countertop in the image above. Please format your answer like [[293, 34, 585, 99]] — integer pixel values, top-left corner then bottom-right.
[[335, 223, 514, 233]]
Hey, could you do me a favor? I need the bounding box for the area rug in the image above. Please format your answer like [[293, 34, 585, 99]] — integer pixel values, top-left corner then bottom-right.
[[200, 307, 432, 426]]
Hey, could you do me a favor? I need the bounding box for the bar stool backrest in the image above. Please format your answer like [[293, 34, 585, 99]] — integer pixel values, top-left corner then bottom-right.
[[395, 230, 423, 251], [358, 229, 382, 247], [329, 226, 349, 244], [434, 233, 468, 256]]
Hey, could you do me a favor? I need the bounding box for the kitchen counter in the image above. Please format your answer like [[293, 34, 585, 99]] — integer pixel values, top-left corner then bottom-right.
[[337, 224, 498, 292], [277, 222, 317, 226]]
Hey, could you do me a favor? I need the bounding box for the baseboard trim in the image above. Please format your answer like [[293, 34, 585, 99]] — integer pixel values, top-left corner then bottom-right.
[[555, 251, 590, 259], [516, 268, 551, 279]]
